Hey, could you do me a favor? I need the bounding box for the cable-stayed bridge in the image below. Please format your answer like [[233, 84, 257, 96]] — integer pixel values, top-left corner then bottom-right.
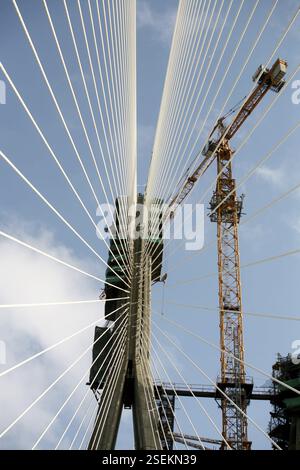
[[0, 0, 300, 451]]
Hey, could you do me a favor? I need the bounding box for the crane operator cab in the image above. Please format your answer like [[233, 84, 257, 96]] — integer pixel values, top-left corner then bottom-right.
[[252, 58, 287, 93]]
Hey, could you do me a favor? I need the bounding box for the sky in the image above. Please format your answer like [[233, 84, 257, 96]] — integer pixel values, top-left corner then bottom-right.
[[0, 0, 300, 451]]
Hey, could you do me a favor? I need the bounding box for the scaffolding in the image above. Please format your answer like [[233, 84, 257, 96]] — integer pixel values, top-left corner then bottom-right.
[[269, 354, 300, 450]]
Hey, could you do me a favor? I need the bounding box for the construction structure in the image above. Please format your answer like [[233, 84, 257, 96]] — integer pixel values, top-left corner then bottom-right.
[[269, 354, 300, 450], [154, 382, 274, 450], [88, 60, 288, 450], [88, 195, 164, 450]]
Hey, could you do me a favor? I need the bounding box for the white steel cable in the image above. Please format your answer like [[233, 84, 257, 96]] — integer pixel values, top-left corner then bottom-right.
[[121, 0, 136, 207], [156, 127, 300, 278], [152, 0, 227, 203], [148, 0, 220, 208], [0, 307, 128, 440], [89, 339, 127, 450], [156, 313, 300, 398], [149, 328, 231, 450], [140, 353, 174, 451], [78, 401, 98, 449], [86, 0, 128, 210], [140, 315, 229, 450], [0, 63, 132, 283], [241, 182, 300, 226], [106, 0, 130, 195], [77, 0, 125, 203], [121, 0, 136, 208], [138, 331, 189, 450], [96, 0, 137, 250], [82, 0, 128, 210], [153, 0, 248, 208], [147, 0, 258, 245], [12, 0, 131, 274], [146, 0, 207, 212], [146, 0, 214, 247], [140, 319, 205, 450], [42, 0, 132, 276], [145, 2, 205, 254], [12, 0, 105, 211], [33, 314, 128, 449], [185, 0, 300, 177], [119, 0, 134, 205], [65, 0, 118, 201], [207, 121, 300, 220], [119, 0, 136, 201], [87, 337, 126, 449], [0, 298, 128, 310], [138, 330, 169, 450], [89, 341, 127, 450], [138, 320, 184, 450], [162, 2, 300, 229], [147, 14, 233, 258], [59, 322, 128, 450], [0, 149, 131, 288], [168, 246, 300, 288], [69, 394, 96, 449], [152, 320, 282, 450], [152, 113, 300, 272], [145, 4, 241, 254], [128, 0, 138, 207], [146, 0, 196, 203], [108, 0, 137, 207], [0, 229, 129, 289], [161, 0, 274, 205], [149, 0, 238, 200], [0, 303, 128, 378], [99, 0, 128, 197], [139, 353, 163, 450], [150, 0, 211, 188], [64, 0, 133, 266], [194, 61, 300, 215], [161, 300, 300, 323], [149, 60, 300, 273], [95, 0, 132, 208], [145, 375, 179, 450], [149, 0, 286, 246]]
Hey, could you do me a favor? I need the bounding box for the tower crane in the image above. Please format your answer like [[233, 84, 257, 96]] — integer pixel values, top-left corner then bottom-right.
[[166, 58, 288, 449], [88, 59, 287, 451]]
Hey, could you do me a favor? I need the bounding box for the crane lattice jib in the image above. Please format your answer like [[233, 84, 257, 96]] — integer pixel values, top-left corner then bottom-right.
[[168, 59, 287, 217]]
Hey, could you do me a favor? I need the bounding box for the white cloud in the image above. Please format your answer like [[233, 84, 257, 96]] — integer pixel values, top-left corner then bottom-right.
[[0, 220, 104, 449], [239, 223, 266, 253], [137, 1, 177, 45], [291, 218, 300, 234], [270, 0, 300, 42], [255, 165, 286, 187], [138, 123, 155, 157]]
